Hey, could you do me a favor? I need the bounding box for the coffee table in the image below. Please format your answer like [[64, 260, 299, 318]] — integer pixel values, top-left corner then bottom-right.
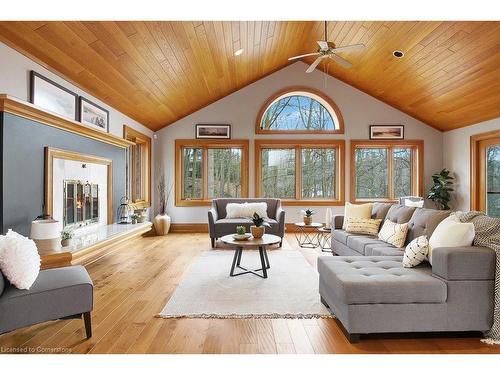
[[220, 233, 281, 279], [294, 222, 323, 248]]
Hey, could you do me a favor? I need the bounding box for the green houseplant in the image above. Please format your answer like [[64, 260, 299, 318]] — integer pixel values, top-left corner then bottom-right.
[[236, 226, 246, 236], [301, 209, 315, 225], [427, 168, 454, 210], [60, 228, 74, 247], [250, 212, 270, 239]]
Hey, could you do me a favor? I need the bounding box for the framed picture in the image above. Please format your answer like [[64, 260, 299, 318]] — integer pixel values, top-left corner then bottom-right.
[[195, 124, 231, 139], [79, 97, 109, 132], [369, 125, 404, 140], [30, 71, 78, 120]]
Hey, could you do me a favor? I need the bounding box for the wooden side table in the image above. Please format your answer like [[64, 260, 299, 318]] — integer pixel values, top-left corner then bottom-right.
[[294, 222, 323, 248], [317, 227, 333, 253]]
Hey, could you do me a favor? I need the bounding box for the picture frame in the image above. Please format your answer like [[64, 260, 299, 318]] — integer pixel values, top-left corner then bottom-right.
[[79, 97, 110, 132], [369, 125, 404, 140], [195, 124, 231, 139], [29, 71, 78, 121]]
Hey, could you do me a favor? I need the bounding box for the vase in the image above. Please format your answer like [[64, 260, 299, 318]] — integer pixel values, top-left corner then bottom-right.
[[303, 216, 312, 225], [250, 225, 265, 239], [154, 213, 171, 235], [61, 238, 72, 247], [325, 207, 333, 229]]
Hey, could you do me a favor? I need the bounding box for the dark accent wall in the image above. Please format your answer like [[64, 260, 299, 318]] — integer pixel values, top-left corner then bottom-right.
[[1, 112, 127, 236]]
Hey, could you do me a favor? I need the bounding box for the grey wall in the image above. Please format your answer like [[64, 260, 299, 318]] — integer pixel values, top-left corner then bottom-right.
[[443, 117, 500, 211], [1, 112, 127, 236], [155, 62, 444, 224]]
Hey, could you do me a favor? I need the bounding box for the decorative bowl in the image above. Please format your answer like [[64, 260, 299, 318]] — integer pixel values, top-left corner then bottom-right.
[[232, 234, 251, 241]]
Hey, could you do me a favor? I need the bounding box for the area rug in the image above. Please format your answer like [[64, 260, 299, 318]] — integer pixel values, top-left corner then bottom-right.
[[158, 250, 331, 319]]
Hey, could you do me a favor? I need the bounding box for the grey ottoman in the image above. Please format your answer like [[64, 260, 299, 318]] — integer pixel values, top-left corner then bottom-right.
[[318, 256, 447, 342]]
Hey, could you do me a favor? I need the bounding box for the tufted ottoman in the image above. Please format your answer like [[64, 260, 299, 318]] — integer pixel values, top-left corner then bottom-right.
[[318, 256, 448, 342]]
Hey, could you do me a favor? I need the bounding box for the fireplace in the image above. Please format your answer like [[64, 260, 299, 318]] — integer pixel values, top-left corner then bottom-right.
[[63, 180, 99, 229]]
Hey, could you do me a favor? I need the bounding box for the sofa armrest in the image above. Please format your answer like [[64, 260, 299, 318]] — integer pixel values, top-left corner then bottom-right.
[[431, 246, 496, 281], [275, 205, 285, 237], [332, 215, 344, 229], [208, 208, 218, 237]]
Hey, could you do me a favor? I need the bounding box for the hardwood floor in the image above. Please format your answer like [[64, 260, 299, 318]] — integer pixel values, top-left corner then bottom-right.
[[1, 233, 499, 354]]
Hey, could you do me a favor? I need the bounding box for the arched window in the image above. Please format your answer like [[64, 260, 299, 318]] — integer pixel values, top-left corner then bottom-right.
[[256, 87, 344, 134]]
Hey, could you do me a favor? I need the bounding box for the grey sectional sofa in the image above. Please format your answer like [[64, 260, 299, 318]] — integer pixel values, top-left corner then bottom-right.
[[208, 198, 285, 247], [318, 203, 496, 342]]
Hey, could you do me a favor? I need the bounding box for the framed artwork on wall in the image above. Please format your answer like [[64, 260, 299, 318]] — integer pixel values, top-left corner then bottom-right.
[[369, 125, 405, 140], [29, 71, 78, 121], [195, 124, 231, 139], [79, 97, 110, 132]]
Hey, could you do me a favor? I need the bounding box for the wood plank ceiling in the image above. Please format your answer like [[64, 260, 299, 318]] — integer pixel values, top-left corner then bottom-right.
[[0, 21, 498, 131]]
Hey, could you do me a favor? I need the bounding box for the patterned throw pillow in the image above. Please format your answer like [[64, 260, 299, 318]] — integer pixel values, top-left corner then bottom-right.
[[345, 218, 382, 236], [378, 219, 409, 248], [403, 236, 429, 268]]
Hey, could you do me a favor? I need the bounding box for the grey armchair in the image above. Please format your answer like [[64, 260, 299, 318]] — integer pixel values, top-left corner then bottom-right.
[[0, 265, 93, 338], [208, 198, 285, 247]]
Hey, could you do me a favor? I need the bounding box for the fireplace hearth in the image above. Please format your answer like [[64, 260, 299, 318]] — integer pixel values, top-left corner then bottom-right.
[[64, 180, 99, 229]]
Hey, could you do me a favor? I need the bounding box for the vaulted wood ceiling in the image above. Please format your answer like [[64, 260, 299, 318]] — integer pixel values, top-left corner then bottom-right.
[[0, 21, 498, 131]]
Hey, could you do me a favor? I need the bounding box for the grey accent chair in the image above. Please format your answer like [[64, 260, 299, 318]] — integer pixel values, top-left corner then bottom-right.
[[208, 198, 285, 247], [0, 265, 94, 338]]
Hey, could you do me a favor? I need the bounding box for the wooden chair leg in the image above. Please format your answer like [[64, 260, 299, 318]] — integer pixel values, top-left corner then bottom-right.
[[83, 312, 92, 339]]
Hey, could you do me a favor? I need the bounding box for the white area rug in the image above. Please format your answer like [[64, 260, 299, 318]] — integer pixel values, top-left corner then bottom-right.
[[158, 250, 331, 319]]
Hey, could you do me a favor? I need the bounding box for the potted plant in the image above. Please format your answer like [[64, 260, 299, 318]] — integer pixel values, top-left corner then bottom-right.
[[131, 213, 139, 224], [60, 228, 74, 247], [236, 226, 246, 236], [427, 169, 454, 210], [250, 212, 270, 239], [154, 167, 173, 235], [136, 208, 146, 223], [301, 209, 315, 225]]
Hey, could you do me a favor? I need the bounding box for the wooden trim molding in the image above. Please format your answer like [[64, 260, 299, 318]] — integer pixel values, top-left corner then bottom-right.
[[349, 140, 424, 203], [470, 129, 500, 212], [175, 139, 250, 206], [254, 139, 345, 206], [123, 125, 152, 208], [0, 94, 134, 149], [255, 86, 345, 135], [44, 147, 113, 224]]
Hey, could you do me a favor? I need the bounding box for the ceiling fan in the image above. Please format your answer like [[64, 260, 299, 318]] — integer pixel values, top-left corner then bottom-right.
[[288, 21, 365, 73]]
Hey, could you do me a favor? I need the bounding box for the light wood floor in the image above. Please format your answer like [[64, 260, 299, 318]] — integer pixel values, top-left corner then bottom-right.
[[1, 233, 499, 354]]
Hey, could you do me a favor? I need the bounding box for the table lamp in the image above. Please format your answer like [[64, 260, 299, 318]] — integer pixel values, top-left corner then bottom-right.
[[30, 217, 62, 253]]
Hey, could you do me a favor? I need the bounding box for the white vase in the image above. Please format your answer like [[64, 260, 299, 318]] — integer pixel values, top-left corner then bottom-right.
[[154, 214, 171, 236], [325, 208, 333, 229]]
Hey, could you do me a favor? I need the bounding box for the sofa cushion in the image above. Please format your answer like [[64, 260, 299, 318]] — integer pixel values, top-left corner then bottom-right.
[[369, 246, 405, 256], [317, 256, 446, 304], [347, 236, 384, 255], [406, 208, 449, 244], [385, 204, 416, 224], [332, 230, 350, 245], [343, 202, 373, 229], [371, 202, 393, 221], [345, 218, 382, 236], [378, 219, 409, 248], [0, 265, 93, 334], [215, 198, 279, 219]]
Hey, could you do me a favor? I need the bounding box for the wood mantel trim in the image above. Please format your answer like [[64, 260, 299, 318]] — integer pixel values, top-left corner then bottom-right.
[[0, 94, 134, 149]]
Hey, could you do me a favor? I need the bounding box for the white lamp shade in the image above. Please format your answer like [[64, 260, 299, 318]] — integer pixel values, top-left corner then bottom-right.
[[30, 219, 62, 240]]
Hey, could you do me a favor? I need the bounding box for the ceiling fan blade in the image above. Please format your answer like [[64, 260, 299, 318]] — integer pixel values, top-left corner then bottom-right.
[[288, 52, 321, 61], [331, 43, 365, 53], [317, 41, 329, 51], [306, 56, 324, 73], [329, 54, 353, 69]]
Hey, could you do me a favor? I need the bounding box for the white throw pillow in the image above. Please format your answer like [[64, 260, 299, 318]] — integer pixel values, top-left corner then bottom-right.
[[345, 218, 382, 236], [428, 214, 475, 265], [405, 199, 424, 208], [378, 219, 409, 248], [225, 202, 268, 219], [0, 230, 41, 289], [403, 236, 429, 268], [343, 202, 373, 230]]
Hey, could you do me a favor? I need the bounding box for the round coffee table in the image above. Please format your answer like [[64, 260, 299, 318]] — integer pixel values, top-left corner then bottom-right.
[[221, 233, 281, 279], [294, 222, 323, 248]]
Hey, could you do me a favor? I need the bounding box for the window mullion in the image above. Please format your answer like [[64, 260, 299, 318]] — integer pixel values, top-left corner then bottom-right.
[[202, 147, 208, 200], [388, 146, 394, 200], [295, 146, 301, 200]]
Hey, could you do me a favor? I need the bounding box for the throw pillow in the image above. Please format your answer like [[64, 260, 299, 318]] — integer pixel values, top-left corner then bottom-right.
[[342, 202, 373, 230], [404, 198, 424, 208], [225, 202, 268, 219], [345, 218, 382, 236], [378, 219, 409, 248], [403, 236, 429, 268], [0, 230, 41, 289], [428, 214, 475, 265]]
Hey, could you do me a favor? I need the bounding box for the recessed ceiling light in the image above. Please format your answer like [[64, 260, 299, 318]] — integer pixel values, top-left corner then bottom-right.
[[234, 48, 244, 56], [393, 50, 404, 58]]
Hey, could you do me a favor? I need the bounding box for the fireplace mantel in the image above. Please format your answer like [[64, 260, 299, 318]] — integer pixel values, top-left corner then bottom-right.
[[0, 94, 134, 149]]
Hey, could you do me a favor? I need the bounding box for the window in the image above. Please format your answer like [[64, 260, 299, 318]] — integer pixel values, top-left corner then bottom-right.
[[471, 130, 500, 217], [350, 140, 423, 202], [255, 140, 345, 205], [255, 87, 344, 134], [175, 140, 249, 206], [123, 125, 151, 208]]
